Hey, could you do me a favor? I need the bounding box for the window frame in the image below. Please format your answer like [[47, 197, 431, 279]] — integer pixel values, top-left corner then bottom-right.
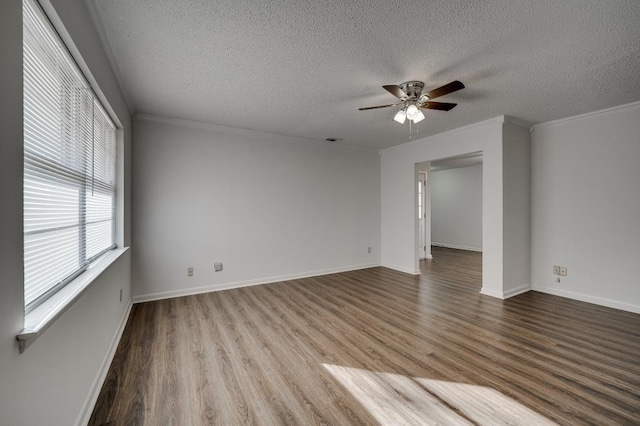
[[22, 0, 121, 314]]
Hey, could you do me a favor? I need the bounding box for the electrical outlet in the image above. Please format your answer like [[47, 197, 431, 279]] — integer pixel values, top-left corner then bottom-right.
[[553, 265, 567, 276], [214, 262, 223, 272], [368, 246, 372, 254], [187, 267, 194, 277]]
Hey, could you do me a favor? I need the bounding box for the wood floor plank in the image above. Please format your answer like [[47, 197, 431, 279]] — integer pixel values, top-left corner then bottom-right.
[[89, 247, 640, 425]]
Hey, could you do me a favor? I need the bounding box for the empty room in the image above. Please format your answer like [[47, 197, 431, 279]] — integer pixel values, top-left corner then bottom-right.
[[2, 0, 640, 425]]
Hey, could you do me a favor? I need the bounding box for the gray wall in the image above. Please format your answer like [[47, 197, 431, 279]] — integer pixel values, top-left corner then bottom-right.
[[531, 103, 640, 313], [0, 0, 132, 424], [502, 121, 532, 296], [132, 118, 381, 301], [431, 164, 483, 252]]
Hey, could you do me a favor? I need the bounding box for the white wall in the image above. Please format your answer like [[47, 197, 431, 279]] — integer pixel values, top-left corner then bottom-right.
[[382, 117, 504, 296], [381, 116, 531, 298], [431, 164, 483, 251], [132, 117, 381, 301], [531, 102, 640, 313], [502, 121, 532, 297], [0, 0, 132, 424]]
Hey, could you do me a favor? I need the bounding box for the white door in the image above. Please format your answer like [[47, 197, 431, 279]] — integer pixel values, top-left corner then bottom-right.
[[418, 173, 427, 260]]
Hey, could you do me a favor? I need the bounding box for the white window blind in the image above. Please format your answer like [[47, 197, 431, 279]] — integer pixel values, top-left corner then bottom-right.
[[23, 0, 117, 310]]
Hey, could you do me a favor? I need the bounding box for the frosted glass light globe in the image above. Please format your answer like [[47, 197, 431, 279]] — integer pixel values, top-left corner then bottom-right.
[[406, 104, 419, 119]]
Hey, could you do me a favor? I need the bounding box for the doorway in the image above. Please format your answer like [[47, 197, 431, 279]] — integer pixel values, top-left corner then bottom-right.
[[415, 152, 483, 268]]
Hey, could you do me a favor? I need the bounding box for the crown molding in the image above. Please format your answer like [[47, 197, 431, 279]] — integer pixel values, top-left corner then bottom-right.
[[380, 115, 505, 153], [502, 115, 532, 129], [84, 0, 134, 115], [531, 100, 640, 131], [134, 113, 378, 152]]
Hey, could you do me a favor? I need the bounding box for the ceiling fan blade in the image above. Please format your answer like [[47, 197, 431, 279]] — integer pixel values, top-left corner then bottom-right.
[[358, 103, 401, 111], [426, 80, 465, 100], [383, 85, 408, 100], [422, 102, 457, 111]]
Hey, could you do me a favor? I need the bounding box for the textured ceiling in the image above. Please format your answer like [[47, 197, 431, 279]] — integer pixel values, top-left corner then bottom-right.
[[89, 0, 640, 149]]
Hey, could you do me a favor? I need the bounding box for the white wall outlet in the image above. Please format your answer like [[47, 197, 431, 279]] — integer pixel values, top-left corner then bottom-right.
[[368, 246, 372, 254], [553, 265, 567, 276], [214, 262, 223, 272], [187, 267, 194, 276]]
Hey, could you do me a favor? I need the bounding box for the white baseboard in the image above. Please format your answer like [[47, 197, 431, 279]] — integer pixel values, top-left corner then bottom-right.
[[132, 263, 382, 303], [75, 299, 133, 426], [532, 285, 640, 314], [432, 242, 483, 252], [480, 286, 503, 299], [382, 263, 421, 275], [482, 284, 531, 300], [503, 283, 531, 299]]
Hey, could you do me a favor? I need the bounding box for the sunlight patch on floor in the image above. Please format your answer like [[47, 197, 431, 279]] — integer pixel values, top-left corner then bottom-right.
[[323, 364, 557, 426]]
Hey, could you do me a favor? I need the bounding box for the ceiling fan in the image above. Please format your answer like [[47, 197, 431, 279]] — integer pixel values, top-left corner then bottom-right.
[[359, 80, 464, 124]]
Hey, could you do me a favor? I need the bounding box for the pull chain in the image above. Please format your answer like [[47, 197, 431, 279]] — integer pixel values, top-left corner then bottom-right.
[[409, 120, 420, 138]]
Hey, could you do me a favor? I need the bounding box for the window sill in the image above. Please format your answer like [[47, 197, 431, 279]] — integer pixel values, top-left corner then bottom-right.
[[17, 246, 129, 353]]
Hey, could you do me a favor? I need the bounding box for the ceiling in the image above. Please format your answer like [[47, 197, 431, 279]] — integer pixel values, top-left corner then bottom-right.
[[89, 0, 640, 150]]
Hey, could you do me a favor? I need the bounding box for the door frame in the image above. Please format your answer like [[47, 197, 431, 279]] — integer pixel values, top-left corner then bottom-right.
[[418, 171, 427, 260], [415, 164, 432, 262]]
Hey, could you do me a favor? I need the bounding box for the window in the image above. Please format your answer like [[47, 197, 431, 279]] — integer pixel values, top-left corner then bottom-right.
[[23, 0, 118, 311], [418, 179, 423, 219]]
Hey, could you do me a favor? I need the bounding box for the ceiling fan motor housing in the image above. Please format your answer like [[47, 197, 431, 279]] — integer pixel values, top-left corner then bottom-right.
[[399, 81, 425, 99]]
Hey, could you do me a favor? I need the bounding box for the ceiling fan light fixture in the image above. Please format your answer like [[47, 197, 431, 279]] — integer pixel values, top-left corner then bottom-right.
[[406, 104, 419, 119], [412, 109, 426, 123], [393, 109, 407, 124], [359, 80, 465, 129]]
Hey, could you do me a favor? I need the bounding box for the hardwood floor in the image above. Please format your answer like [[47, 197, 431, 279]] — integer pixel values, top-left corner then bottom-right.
[[89, 247, 640, 425]]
